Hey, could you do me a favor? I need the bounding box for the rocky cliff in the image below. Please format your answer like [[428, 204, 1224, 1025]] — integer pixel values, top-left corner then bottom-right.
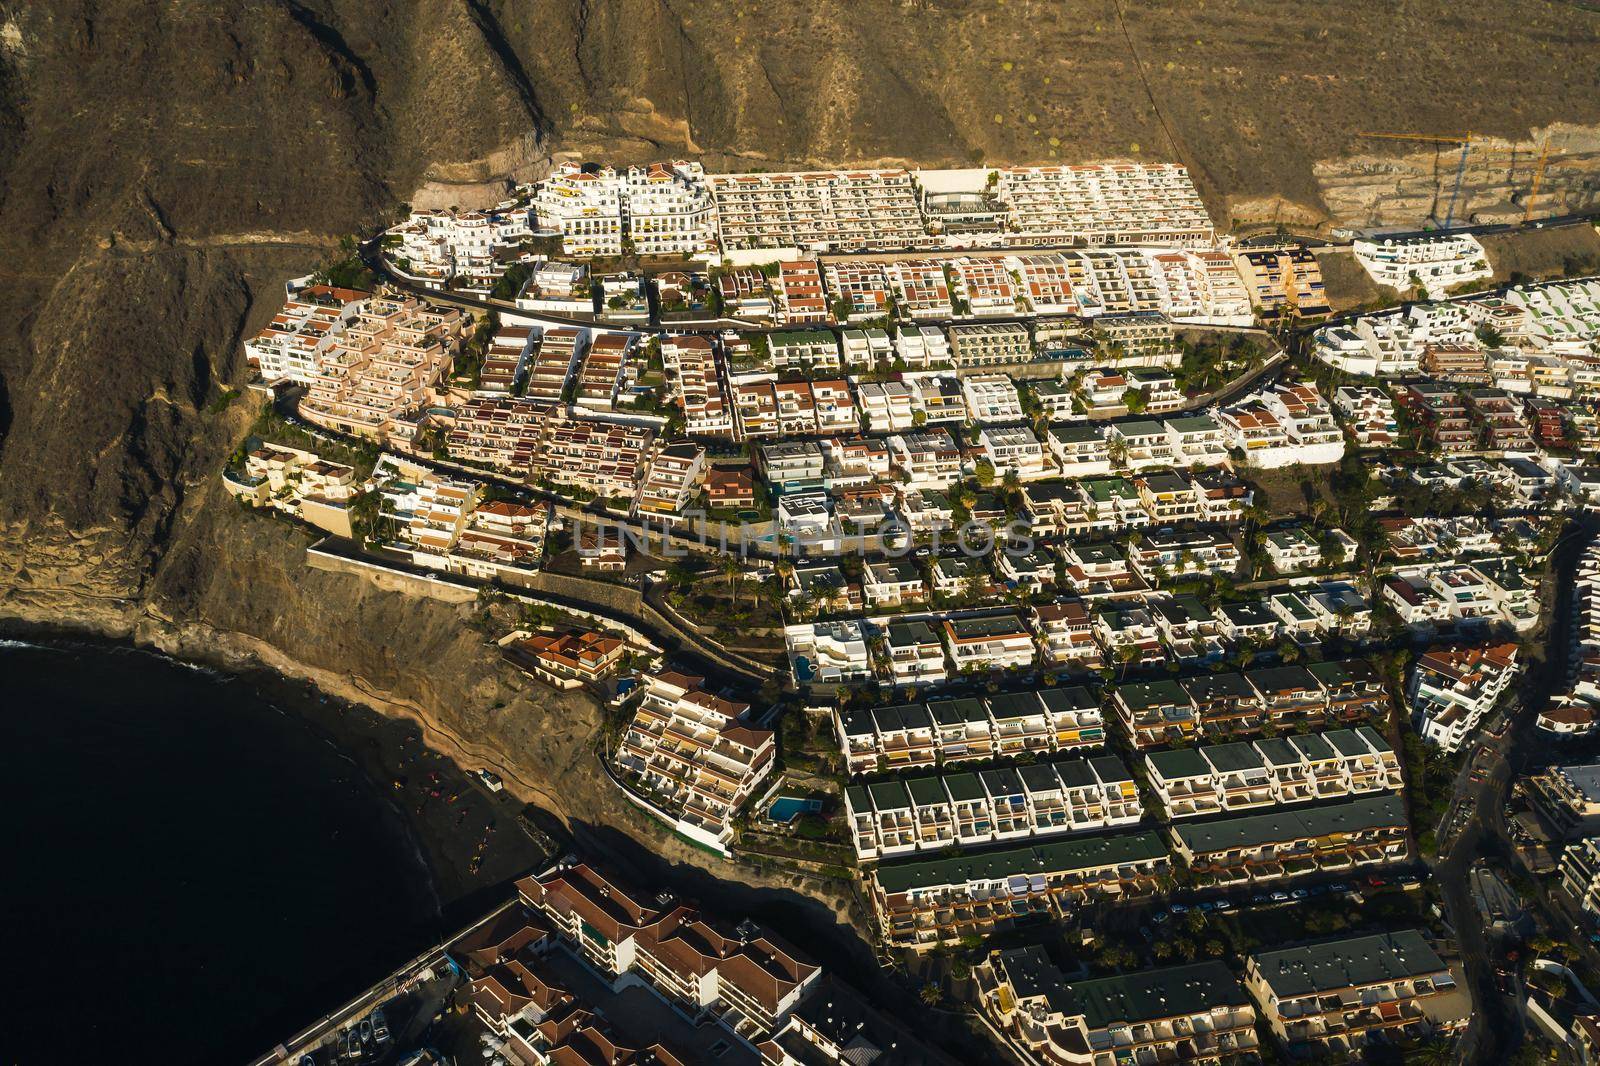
[[3, 0, 1600, 843]]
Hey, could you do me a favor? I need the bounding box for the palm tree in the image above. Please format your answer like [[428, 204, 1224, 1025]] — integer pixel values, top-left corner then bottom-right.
[[1402, 1038, 1454, 1066], [919, 981, 942, 1007], [721, 554, 742, 604]]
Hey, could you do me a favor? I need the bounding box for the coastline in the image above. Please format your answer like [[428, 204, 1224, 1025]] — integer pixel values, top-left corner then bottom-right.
[[0, 620, 558, 928]]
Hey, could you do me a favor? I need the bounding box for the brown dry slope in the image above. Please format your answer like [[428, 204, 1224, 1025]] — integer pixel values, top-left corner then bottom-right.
[[2, 0, 1600, 848]]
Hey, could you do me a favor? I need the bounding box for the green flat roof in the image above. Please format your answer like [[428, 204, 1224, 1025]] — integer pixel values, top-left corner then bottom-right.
[[867, 779, 913, 811], [929, 697, 988, 725], [1250, 930, 1446, 997], [1172, 794, 1405, 854], [1306, 659, 1381, 687], [1323, 729, 1369, 759], [1289, 732, 1336, 761], [1056, 959, 1249, 1029], [943, 772, 985, 802], [1090, 755, 1133, 785], [1246, 665, 1319, 695], [1148, 747, 1210, 780], [988, 691, 1045, 720], [1254, 736, 1300, 767], [1181, 672, 1256, 703], [1041, 687, 1097, 714], [907, 776, 950, 806], [1203, 741, 1267, 774], [872, 830, 1168, 894], [1117, 679, 1191, 712], [1355, 725, 1392, 753]]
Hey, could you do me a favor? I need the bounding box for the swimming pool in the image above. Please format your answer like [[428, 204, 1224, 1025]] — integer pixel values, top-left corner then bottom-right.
[[768, 796, 823, 824]]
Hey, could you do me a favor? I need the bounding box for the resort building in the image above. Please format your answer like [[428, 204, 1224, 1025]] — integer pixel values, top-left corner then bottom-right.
[[1352, 232, 1491, 300], [515, 861, 821, 1038], [1169, 793, 1409, 887], [709, 169, 933, 253], [866, 830, 1170, 949], [844, 754, 1140, 860], [978, 950, 1258, 1066], [612, 670, 775, 850], [1407, 643, 1520, 752], [301, 294, 465, 441], [993, 163, 1214, 248], [835, 688, 1105, 774], [1144, 727, 1401, 820], [244, 279, 368, 386], [1244, 931, 1470, 1056]]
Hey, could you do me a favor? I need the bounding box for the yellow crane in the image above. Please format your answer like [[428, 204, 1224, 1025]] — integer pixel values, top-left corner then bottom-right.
[[1525, 136, 1553, 223], [1357, 131, 1477, 229]]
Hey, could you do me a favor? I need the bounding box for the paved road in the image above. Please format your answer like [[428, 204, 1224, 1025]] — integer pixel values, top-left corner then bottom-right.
[[1430, 515, 1597, 1064]]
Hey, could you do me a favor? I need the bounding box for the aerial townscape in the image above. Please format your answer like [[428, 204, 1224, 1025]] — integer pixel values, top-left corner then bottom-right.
[[17, 3, 1600, 1063], [187, 131, 1600, 1066]]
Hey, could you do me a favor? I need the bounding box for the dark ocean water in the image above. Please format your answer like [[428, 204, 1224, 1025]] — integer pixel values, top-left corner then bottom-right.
[[0, 639, 441, 1064]]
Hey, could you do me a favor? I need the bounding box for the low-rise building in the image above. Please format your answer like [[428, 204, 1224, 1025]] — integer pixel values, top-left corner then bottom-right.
[[882, 620, 949, 686], [613, 671, 774, 849], [1170, 793, 1409, 887], [1407, 643, 1519, 752], [844, 755, 1140, 860], [1146, 727, 1401, 820], [866, 831, 1170, 950], [835, 688, 1104, 773], [978, 950, 1258, 1066], [1245, 931, 1470, 1056], [942, 611, 1038, 673], [785, 619, 871, 683], [1529, 763, 1600, 841]]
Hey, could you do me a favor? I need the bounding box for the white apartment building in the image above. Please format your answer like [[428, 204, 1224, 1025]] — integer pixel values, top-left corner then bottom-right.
[[942, 611, 1038, 672], [785, 620, 872, 684], [844, 755, 1140, 861], [531, 162, 625, 256], [949, 322, 1033, 367], [840, 327, 893, 369], [882, 619, 949, 686], [947, 257, 1019, 316], [962, 373, 1026, 423], [391, 206, 532, 287], [1353, 232, 1491, 300], [979, 425, 1050, 480], [1408, 642, 1520, 752], [621, 161, 716, 256], [886, 260, 955, 319], [635, 442, 707, 519], [835, 688, 1106, 773], [1163, 415, 1230, 467], [1245, 932, 1469, 1055], [980, 951, 1259, 1066], [894, 324, 952, 367], [1333, 385, 1400, 447], [856, 380, 917, 433], [994, 163, 1215, 247], [1146, 727, 1401, 820], [613, 670, 774, 848], [888, 429, 964, 488], [1043, 425, 1113, 480], [245, 279, 367, 386], [709, 169, 934, 253]]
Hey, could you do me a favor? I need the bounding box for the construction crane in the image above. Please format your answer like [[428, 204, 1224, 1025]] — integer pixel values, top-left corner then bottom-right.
[[1525, 136, 1553, 223], [1357, 131, 1476, 229]]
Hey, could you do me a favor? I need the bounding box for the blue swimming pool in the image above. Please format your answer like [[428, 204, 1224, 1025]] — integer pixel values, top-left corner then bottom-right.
[[792, 656, 815, 683], [768, 797, 823, 824]]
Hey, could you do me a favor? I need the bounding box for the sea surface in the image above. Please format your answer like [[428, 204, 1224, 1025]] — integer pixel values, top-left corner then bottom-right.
[[0, 639, 442, 1064]]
